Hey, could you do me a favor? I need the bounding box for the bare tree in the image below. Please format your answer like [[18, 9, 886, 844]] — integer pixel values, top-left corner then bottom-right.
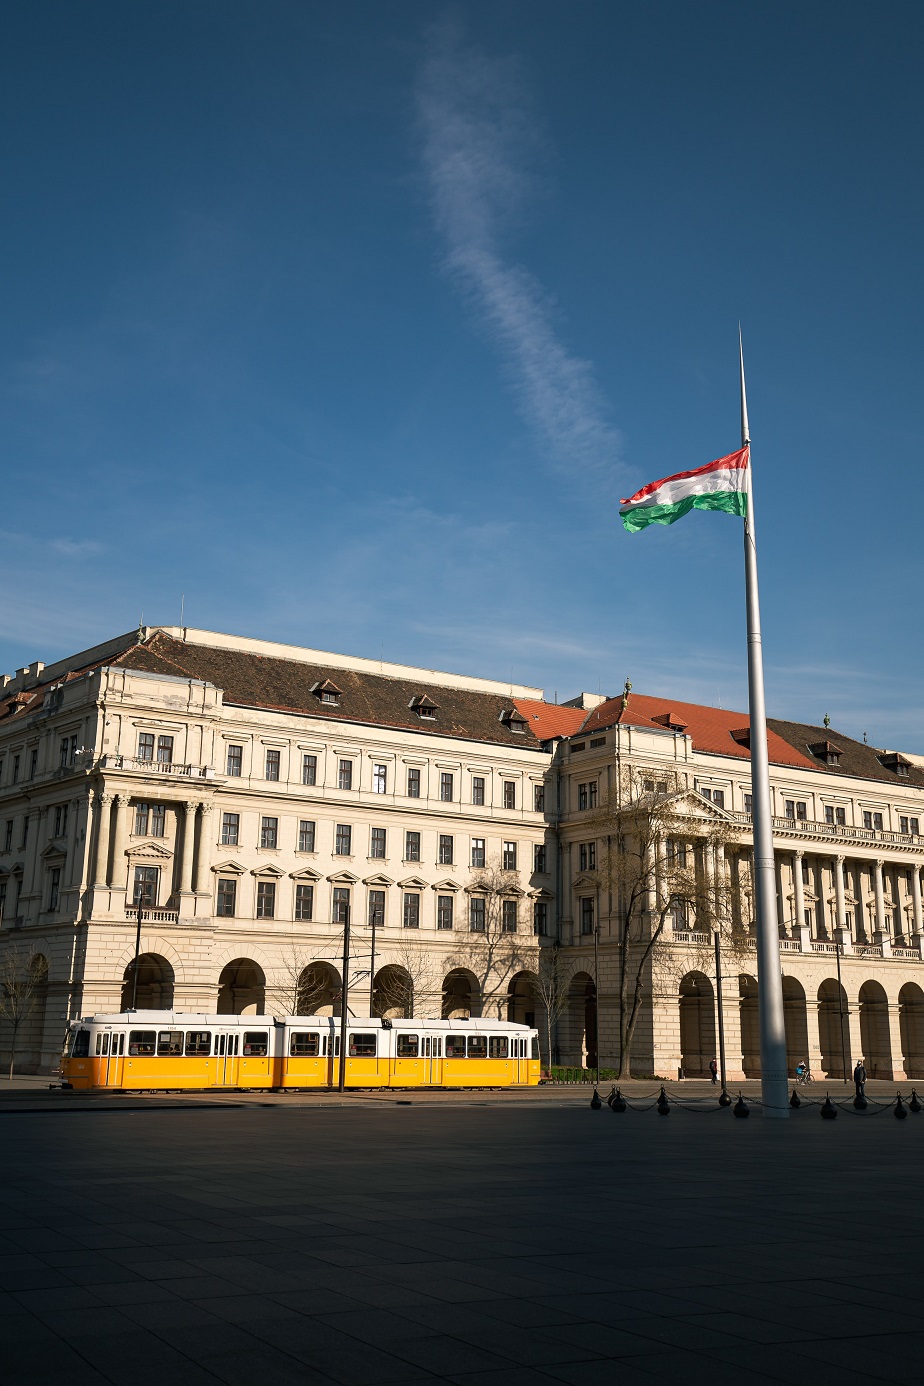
[[589, 770, 743, 1079], [446, 860, 537, 1018], [532, 941, 571, 1069], [269, 946, 341, 1016], [373, 939, 440, 1019], [0, 951, 43, 1080]]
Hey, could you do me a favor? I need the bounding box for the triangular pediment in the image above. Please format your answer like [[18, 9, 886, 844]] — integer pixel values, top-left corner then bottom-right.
[[572, 873, 596, 890], [363, 874, 394, 887], [211, 859, 246, 876], [327, 870, 359, 884], [40, 842, 67, 861], [673, 789, 733, 821], [528, 886, 555, 899], [126, 840, 173, 861], [291, 866, 322, 882], [399, 875, 429, 889], [250, 863, 286, 878], [431, 878, 459, 892]]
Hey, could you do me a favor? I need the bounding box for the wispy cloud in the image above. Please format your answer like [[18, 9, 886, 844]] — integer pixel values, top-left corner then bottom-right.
[[416, 20, 621, 479]]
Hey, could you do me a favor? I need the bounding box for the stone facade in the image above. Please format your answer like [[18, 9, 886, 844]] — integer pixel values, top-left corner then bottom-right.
[[1, 626, 923, 1081]]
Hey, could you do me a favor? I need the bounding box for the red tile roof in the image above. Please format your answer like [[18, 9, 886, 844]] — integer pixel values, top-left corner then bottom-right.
[[512, 698, 587, 742], [579, 692, 817, 770]]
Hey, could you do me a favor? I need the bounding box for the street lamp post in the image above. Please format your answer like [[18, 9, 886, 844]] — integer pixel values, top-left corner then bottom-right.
[[834, 936, 849, 1083], [129, 895, 144, 1011], [337, 901, 351, 1093], [714, 930, 728, 1095], [369, 900, 380, 1017]]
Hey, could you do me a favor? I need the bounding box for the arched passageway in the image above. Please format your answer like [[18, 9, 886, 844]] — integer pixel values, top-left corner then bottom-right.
[[373, 965, 413, 1018], [295, 962, 341, 1015], [899, 983, 924, 1079], [817, 979, 849, 1080], [507, 971, 537, 1026], [564, 971, 596, 1069], [738, 974, 760, 1078], [782, 976, 809, 1077], [121, 954, 174, 1011], [859, 979, 892, 1079], [217, 959, 265, 1015], [442, 969, 480, 1019], [679, 972, 715, 1078]]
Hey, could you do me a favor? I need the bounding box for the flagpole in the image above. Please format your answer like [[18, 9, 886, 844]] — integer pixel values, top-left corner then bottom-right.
[[740, 330, 789, 1118]]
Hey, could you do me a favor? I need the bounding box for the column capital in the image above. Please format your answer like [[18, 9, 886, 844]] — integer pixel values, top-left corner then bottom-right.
[[794, 848, 804, 859], [113, 791, 131, 805], [835, 853, 845, 864], [96, 790, 113, 806], [199, 802, 214, 817]]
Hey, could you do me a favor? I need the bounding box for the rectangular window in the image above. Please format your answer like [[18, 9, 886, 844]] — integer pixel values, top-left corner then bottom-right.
[[712, 789, 725, 809], [578, 783, 588, 810], [221, 812, 240, 846], [338, 760, 353, 791], [138, 732, 154, 762], [157, 1030, 183, 1056], [216, 878, 236, 916], [335, 823, 352, 855], [28, 749, 37, 779], [265, 749, 280, 781], [407, 767, 421, 798], [148, 803, 164, 838], [580, 898, 595, 935], [48, 867, 60, 911], [467, 1036, 487, 1059], [226, 744, 243, 777], [796, 801, 807, 820], [373, 763, 388, 794], [446, 1035, 467, 1058], [4, 821, 12, 851], [53, 804, 68, 838], [744, 793, 753, 813], [397, 1033, 419, 1058], [440, 771, 454, 802], [825, 805, 834, 824], [438, 834, 453, 865], [403, 893, 420, 929], [302, 754, 317, 786], [472, 776, 485, 806], [863, 811, 872, 830], [59, 737, 70, 768], [534, 784, 545, 813], [290, 1031, 320, 1057], [503, 782, 516, 810], [295, 883, 314, 921], [68, 735, 78, 766], [260, 816, 278, 849], [502, 899, 517, 933], [405, 830, 421, 862], [489, 1036, 509, 1059], [578, 842, 596, 871], [471, 838, 485, 868], [368, 889, 385, 927], [533, 901, 548, 936], [469, 897, 486, 931], [370, 827, 386, 859], [912, 819, 920, 836], [135, 802, 150, 836], [185, 1031, 211, 1056], [332, 887, 350, 924], [133, 866, 158, 908], [12, 755, 20, 784], [589, 783, 598, 808], [243, 1032, 268, 1057], [534, 844, 547, 873], [128, 1030, 156, 1057], [874, 812, 884, 831], [20, 817, 29, 849], [437, 895, 454, 930], [299, 820, 316, 852], [349, 1033, 377, 1057], [156, 735, 174, 764], [256, 881, 276, 919], [502, 841, 517, 870]]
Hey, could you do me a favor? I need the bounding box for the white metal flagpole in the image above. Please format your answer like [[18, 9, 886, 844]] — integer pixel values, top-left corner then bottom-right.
[[740, 330, 789, 1118]]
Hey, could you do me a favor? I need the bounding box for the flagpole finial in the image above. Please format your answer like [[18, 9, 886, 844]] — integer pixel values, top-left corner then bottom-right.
[[739, 326, 751, 448]]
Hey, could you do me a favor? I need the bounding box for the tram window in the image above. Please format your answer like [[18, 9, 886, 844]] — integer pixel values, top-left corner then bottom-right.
[[531, 1037, 539, 1060], [217, 1035, 225, 1056], [95, 1033, 111, 1056], [243, 1032, 268, 1057], [185, 1032, 211, 1056], [290, 1032, 320, 1057], [129, 1030, 156, 1056], [432, 1038, 442, 1057], [446, 1035, 467, 1058], [488, 1036, 508, 1059], [397, 1034, 419, 1058], [73, 1029, 91, 1058], [157, 1031, 183, 1057], [114, 1033, 125, 1056], [467, 1036, 487, 1059], [349, 1033, 376, 1057]]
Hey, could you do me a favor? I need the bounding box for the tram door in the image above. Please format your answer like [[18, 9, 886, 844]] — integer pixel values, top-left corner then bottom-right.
[[513, 1035, 524, 1084], [214, 1031, 240, 1086], [100, 1029, 126, 1087], [424, 1034, 443, 1085]]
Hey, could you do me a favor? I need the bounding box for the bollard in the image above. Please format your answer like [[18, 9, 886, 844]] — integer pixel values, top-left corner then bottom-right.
[[820, 1094, 837, 1120], [606, 1085, 617, 1109], [733, 1094, 749, 1119], [789, 1089, 801, 1109], [656, 1086, 670, 1115], [894, 1094, 908, 1120], [611, 1087, 627, 1113], [853, 1092, 867, 1111], [590, 1087, 603, 1110], [718, 1089, 732, 1107], [910, 1090, 921, 1114]]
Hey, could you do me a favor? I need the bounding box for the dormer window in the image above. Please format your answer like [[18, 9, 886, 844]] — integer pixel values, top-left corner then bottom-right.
[[652, 711, 689, 732], [310, 678, 342, 706], [409, 694, 439, 721], [880, 752, 912, 778], [500, 708, 528, 734], [808, 740, 842, 767]]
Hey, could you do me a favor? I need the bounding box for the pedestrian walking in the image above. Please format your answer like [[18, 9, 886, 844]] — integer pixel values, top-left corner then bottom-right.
[[853, 1059, 867, 1098], [709, 1057, 718, 1085]]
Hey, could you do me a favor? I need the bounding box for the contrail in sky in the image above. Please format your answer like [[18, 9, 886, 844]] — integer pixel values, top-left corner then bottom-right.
[[416, 22, 621, 477]]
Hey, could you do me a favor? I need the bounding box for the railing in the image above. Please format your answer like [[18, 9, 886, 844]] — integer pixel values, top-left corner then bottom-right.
[[671, 931, 712, 944], [892, 947, 919, 959], [101, 755, 213, 779], [854, 944, 884, 957], [779, 939, 801, 951], [811, 941, 839, 953], [123, 908, 179, 924], [729, 811, 920, 849]]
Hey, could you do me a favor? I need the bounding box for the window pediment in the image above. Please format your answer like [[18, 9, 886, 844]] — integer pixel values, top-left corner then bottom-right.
[[127, 841, 173, 861], [400, 875, 429, 889], [362, 874, 394, 887], [327, 870, 359, 884], [211, 859, 246, 876], [290, 866, 322, 882], [432, 878, 459, 892], [250, 863, 286, 878]]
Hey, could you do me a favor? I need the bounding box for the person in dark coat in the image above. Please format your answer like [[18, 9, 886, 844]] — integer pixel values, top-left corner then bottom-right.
[[709, 1057, 718, 1085], [853, 1059, 867, 1098]]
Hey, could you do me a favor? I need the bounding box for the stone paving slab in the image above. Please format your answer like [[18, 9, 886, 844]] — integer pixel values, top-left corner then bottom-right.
[[1, 1095, 923, 1384]]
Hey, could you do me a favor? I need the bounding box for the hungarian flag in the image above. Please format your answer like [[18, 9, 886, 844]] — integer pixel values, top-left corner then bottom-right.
[[619, 445, 749, 533]]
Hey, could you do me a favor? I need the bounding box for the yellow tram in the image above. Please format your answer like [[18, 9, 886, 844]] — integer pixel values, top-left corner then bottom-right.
[[63, 1012, 542, 1090]]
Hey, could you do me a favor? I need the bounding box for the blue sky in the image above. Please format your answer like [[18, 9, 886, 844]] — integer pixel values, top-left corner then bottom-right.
[[2, 2, 922, 746]]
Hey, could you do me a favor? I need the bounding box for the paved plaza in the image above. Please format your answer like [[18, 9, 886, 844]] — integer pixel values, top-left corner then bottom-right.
[[1, 1089, 923, 1386]]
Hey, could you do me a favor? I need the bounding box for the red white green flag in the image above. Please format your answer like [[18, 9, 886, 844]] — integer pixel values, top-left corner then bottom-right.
[[619, 445, 750, 533]]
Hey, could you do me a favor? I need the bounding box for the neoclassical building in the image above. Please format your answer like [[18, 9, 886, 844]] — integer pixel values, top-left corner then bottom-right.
[[1, 624, 923, 1081]]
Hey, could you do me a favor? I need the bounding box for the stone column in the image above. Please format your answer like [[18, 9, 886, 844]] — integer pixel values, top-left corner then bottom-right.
[[91, 792, 113, 888], [804, 988, 824, 1079], [873, 859, 886, 940], [178, 801, 196, 896], [793, 851, 805, 933], [66, 796, 81, 887], [109, 793, 129, 891], [912, 865, 923, 946], [834, 855, 846, 931], [193, 803, 213, 893]]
